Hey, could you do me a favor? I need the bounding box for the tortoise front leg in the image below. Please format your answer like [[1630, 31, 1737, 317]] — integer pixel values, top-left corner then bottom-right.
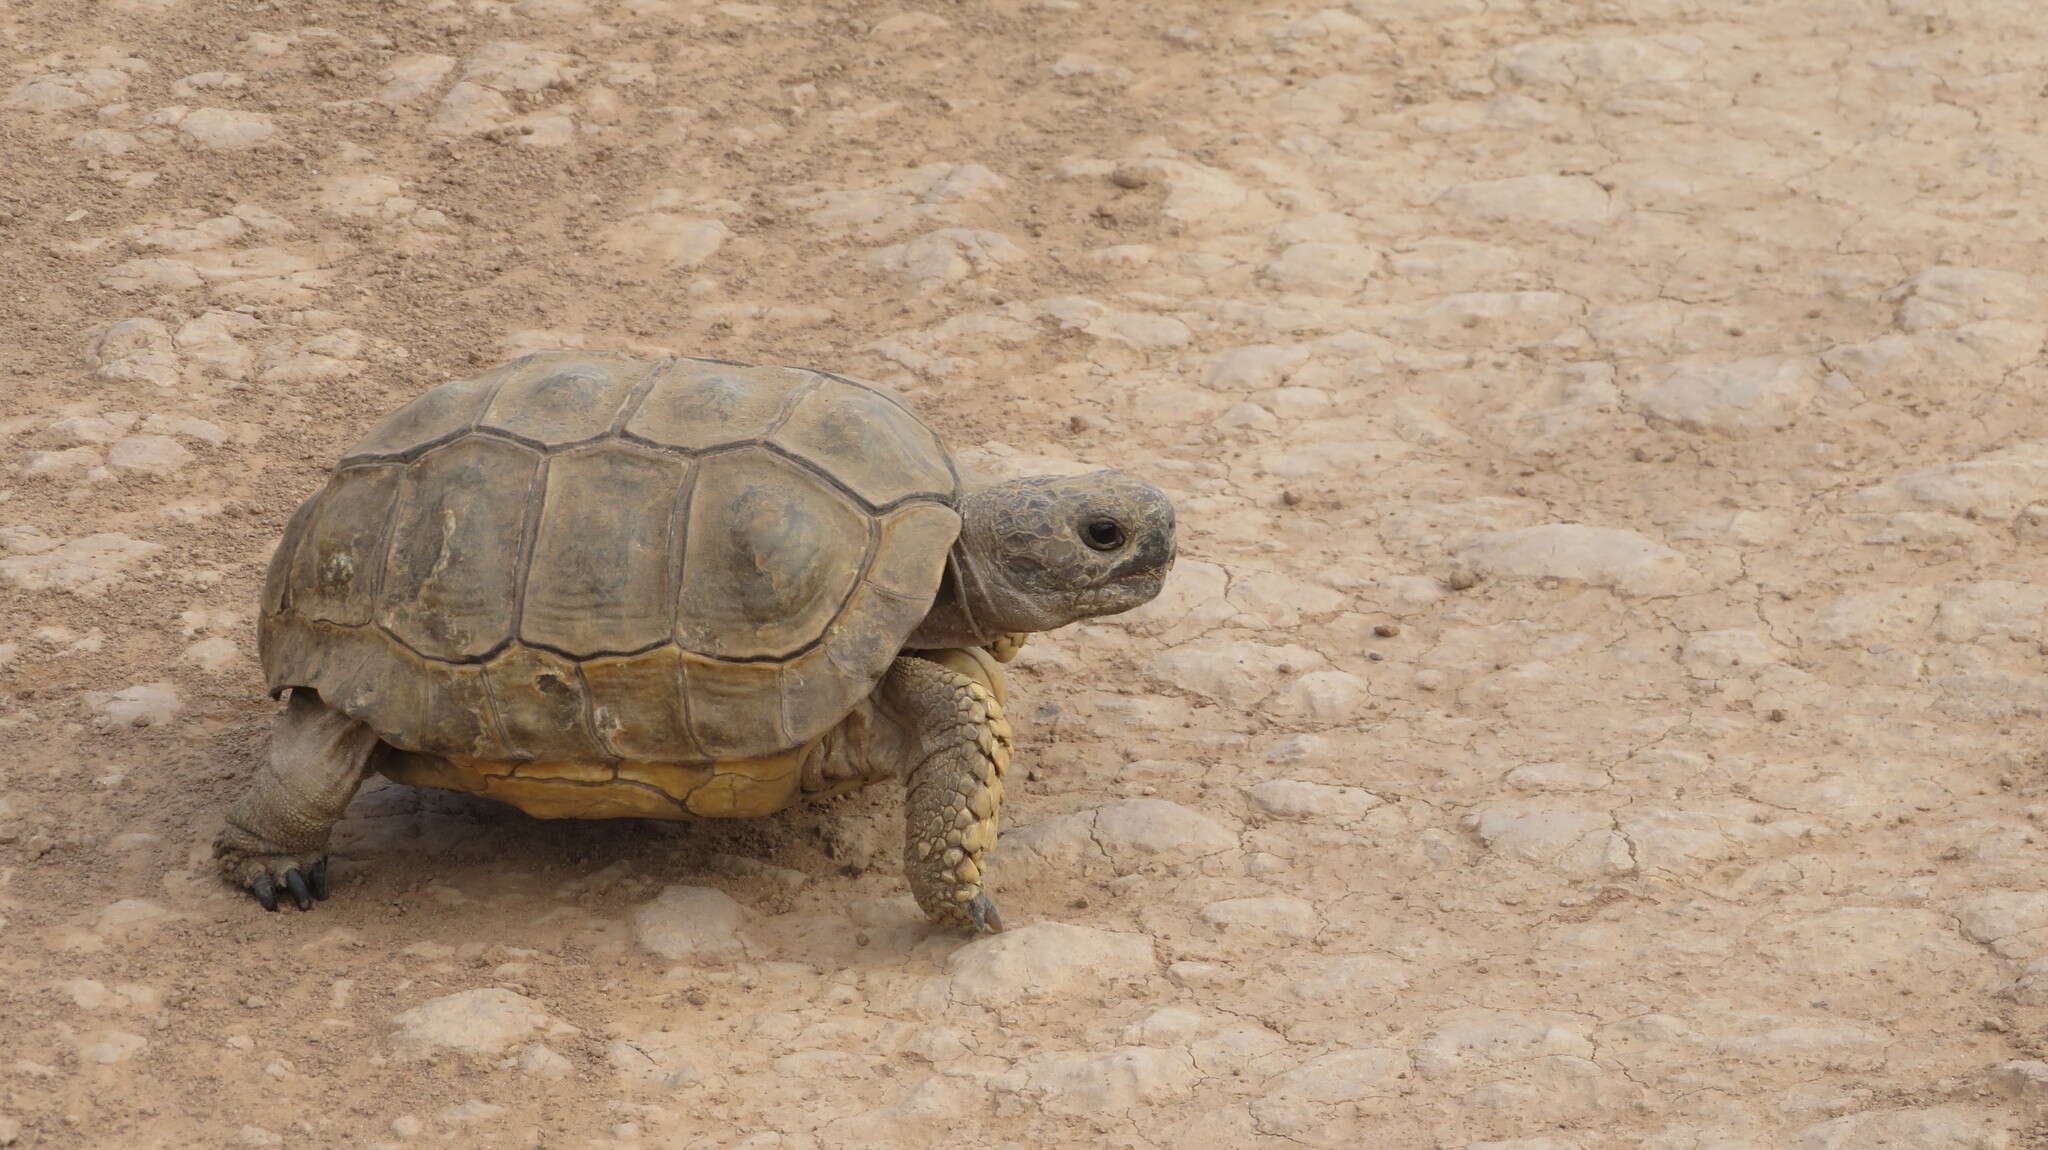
[[886, 651, 1013, 933], [214, 689, 381, 911], [984, 632, 1028, 663]]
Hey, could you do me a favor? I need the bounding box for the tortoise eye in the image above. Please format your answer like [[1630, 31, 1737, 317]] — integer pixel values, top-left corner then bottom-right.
[[1083, 519, 1126, 551]]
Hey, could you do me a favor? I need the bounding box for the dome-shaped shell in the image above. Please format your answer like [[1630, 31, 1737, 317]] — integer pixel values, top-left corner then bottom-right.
[[260, 352, 962, 764]]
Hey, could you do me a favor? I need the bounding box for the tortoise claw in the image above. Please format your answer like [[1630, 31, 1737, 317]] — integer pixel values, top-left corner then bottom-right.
[[966, 894, 1005, 934], [283, 868, 313, 911], [308, 858, 330, 901], [251, 873, 279, 913]]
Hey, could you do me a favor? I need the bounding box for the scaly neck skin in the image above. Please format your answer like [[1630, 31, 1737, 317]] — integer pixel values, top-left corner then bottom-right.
[[906, 547, 1001, 649], [907, 509, 1059, 648]]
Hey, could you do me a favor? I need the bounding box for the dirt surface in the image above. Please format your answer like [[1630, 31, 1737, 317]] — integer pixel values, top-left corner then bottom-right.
[[4, 0, 2048, 1146]]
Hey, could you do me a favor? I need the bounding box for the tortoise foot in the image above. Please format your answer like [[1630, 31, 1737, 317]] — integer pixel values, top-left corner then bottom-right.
[[218, 847, 331, 912], [966, 894, 1005, 934]]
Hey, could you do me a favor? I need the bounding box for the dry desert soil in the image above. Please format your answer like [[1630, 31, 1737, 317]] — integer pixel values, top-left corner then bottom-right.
[[4, 0, 2048, 1147]]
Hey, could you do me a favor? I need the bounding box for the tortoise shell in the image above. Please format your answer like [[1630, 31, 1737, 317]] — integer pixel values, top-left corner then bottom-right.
[[259, 352, 963, 776]]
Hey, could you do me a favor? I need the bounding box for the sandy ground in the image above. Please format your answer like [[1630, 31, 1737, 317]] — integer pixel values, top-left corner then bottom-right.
[[4, 0, 2048, 1146]]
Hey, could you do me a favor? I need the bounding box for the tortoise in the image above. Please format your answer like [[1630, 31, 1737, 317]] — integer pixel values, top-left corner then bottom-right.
[[215, 351, 1176, 932]]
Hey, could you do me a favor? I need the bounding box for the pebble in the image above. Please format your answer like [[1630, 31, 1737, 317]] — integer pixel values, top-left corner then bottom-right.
[[1269, 670, 1369, 724], [373, 54, 457, 106], [1148, 639, 1327, 704], [631, 885, 745, 963], [869, 228, 1023, 288], [87, 319, 179, 387], [1954, 891, 2048, 958], [94, 899, 170, 935], [1677, 629, 1780, 676], [20, 447, 103, 479], [1890, 265, 2039, 332], [1439, 174, 1615, 230], [1245, 779, 1383, 821], [943, 921, 1155, 1006], [92, 683, 181, 728], [1467, 805, 1635, 878], [1789, 1105, 2011, 1149], [1263, 242, 1379, 296], [605, 214, 729, 268], [0, 532, 161, 594], [1001, 1046, 1198, 1116], [1250, 1047, 1407, 1137], [80, 1031, 149, 1064], [1634, 356, 1820, 433], [1000, 798, 1237, 876], [1199, 896, 1321, 940], [1451, 524, 1695, 596], [607, 1032, 701, 1088], [390, 1115, 422, 1138], [107, 436, 192, 477], [178, 108, 276, 149], [1411, 1009, 1594, 1079], [1205, 344, 1310, 391], [428, 82, 514, 135], [391, 988, 573, 1056], [140, 414, 228, 444]]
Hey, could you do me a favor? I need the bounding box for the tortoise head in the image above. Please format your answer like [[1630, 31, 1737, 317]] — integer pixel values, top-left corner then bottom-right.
[[950, 470, 1177, 635]]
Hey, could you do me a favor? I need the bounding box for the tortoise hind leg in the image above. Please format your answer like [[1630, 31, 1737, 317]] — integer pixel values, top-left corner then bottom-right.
[[887, 651, 1013, 934], [214, 689, 381, 911]]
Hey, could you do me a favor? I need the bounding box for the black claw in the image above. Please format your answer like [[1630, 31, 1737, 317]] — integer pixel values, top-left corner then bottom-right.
[[308, 858, 330, 901], [252, 873, 279, 912], [966, 894, 1005, 934], [284, 868, 313, 911]]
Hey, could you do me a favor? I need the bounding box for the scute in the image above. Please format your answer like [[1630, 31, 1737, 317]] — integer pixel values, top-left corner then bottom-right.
[[675, 448, 868, 660], [378, 436, 540, 661], [485, 644, 602, 760], [624, 360, 817, 451], [341, 364, 507, 463], [520, 444, 686, 656], [480, 352, 658, 447], [282, 464, 403, 627], [770, 378, 955, 507]]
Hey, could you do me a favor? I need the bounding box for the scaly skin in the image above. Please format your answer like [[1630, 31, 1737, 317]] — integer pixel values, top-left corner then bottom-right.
[[984, 632, 1029, 663], [214, 690, 380, 910], [890, 653, 1012, 933]]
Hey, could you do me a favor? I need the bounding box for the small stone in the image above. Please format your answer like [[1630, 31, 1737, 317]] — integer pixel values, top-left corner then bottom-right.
[[178, 108, 275, 149], [1001, 1047, 1198, 1116], [438, 1100, 506, 1125], [0, 532, 161, 594], [1440, 174, 1614, 230], [945, 922, 1155, 1006], [392, 988, 570, 1056], [390, 1115, 422, 1138], [236, 1126, 281, 1148], [1263, 242, 1379, 296], [607, 1032, 701, 1088], [374, 54, 457, 106], [107, 436, 192, 477], [1634, 356, 1821, 434], [517, 1043, 573, 1079], [182, 637, 242, 673], [87, 319, 179, 387], [95, 899, 170, 935], [605, 214, 730, 268], [1246, 780, 1382, 821], [870, 228, 1024, 288], [81, 1031, 148, 1064], [1205, 345, 1310, 391], [1270, 671, 1369, 724], [1200, 896, 1321, 940], [93, 683, 181, 728], [1451, 524, 1695, 596], [1001, 798, 1237, 876], [630, 885, 745, 963], [139, 414, 229, 444], [1148, 640, 1327, 704]]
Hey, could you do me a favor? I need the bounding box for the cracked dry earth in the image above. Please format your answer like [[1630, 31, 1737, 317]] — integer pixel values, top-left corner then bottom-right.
[[7, 0, 2048, 1147]]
